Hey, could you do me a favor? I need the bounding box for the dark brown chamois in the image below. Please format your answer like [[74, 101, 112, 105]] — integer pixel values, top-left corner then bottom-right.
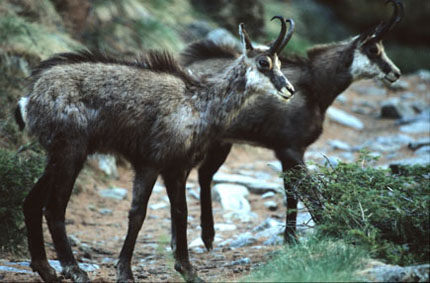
[[179, 0, 403, 250], [16, 17, 295, 282]]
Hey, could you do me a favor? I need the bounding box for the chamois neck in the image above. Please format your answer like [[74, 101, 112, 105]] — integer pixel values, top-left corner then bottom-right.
[[307, 40, 355, 111], [196, 57, 248, 133]]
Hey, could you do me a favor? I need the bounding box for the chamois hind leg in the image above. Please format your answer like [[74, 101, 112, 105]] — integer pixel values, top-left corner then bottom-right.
[[23, 157, 59, 282], [198, 142, 232, 250], [163, 168, 203, 283], [275, 147, 305, 243], [44, 147, 88, 282], [116, 167, 158, 283]]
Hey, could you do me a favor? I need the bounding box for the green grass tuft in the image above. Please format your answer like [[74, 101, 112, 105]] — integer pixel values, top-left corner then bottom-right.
[[244, 235, 368, 282]]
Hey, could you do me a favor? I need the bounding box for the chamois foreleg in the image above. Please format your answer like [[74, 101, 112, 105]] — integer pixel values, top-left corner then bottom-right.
[[275, 147, 305, 243], [197, 142, 232, 250], [44, 146, 88, 282], [163, 168, 202, 283], [116, 167, 158, 282]]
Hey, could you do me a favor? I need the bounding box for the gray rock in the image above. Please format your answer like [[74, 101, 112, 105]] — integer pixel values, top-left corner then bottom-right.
[[326, 107, 364, 130], [415, 145, 430, 155], [0, 265, 32, 274], [400, 92, 417, 99], [231, 257, 251, 266], [328, 139, 351, 151], [264, 200, 278, 211], [263, 235, 284, 246], [5, 260, 99, 273], [68, 235, 81, 247], [409, 137, 430, 150], [212, 183, 250, 212], [415, 69, 430, 81], [223, 210, 258, 223], [98, 187, 128, 200], [335, 94, 348, 104], [91, 154, 118, 179], [229, 232, 257, 248], [267, 161, 282, 172], [389, 156, 430, 167], [98, 208, 113, 215], [261, 191, 275, 199], [352, 85, 387, 96], [149, 202, 168, 210], [360, 134, 415, 152], [206, 28, 240, 49], [385, 79, 410, 91], [380, 98, 415, 119], [213, 172, 282, 194], [417, 83, 427, 92], [214, 223, 237, 231], [359, 261, 429, 282], [400, 121, 430, 134], [187, 188, 200, 201]]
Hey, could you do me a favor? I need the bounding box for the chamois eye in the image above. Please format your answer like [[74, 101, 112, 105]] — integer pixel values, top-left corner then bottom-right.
[[257, 57, 272, 70], [367, 45, 379, 56]]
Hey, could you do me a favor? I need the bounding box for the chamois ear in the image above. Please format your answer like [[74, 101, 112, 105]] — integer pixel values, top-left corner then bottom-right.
[[238, 23, 254, 54]]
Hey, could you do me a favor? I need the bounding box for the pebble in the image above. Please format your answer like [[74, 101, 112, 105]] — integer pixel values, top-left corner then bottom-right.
[[231, 257, 251, 265], [264, 200, 278, 211], [400, 121, 430, 134], [149, 202, 168, 210], [326, 107, 364, 130], [213, 172, 282, 194], [212, 183, 250, 212], [261, 191, 275, 199], [328, 139, 351, 151], [98, 187, 128, 200], [228, 232, 257, 248]]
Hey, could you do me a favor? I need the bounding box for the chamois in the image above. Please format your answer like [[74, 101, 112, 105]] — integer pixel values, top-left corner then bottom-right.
[[179, 0, 403, 250], [16, 17, 295, 282]]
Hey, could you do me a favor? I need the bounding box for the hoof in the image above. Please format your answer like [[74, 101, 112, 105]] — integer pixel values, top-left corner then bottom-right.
[[62, 264, 90, 282], [30, 260, 59, 282], [201, 227, 214, 251], [175, 261, 204, 283], [116, 261, 134, 283]]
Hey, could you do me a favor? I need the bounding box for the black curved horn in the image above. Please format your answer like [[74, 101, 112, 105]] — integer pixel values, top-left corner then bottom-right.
[[374, 0, 403, 40], [269, 15, 287, 54], [278, 18, 295, 53]]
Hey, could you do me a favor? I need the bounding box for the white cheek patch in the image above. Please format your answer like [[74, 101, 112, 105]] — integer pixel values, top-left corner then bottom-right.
[[18, 97, 29, 124], [350, 49, 383, 81], [245, 67, 277, 96]]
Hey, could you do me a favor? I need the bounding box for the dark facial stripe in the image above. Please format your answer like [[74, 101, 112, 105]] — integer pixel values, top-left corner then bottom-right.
[[267, 70, 287, 92], [373, 55, 392, 74]]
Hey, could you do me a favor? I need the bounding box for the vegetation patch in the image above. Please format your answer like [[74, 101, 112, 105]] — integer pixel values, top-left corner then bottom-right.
[[285, 152, 430, 265], [244, 235, 368, 282], [0, 148, 45, 254]]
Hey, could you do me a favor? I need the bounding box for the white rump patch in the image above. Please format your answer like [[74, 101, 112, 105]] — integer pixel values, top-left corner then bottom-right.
[[18, 97, 29, 124]]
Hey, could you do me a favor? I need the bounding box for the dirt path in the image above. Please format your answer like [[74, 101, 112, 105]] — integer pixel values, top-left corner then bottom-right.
[[1, 75, 429, 282]]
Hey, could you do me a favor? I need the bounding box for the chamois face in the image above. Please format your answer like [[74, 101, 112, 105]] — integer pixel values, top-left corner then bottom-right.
[[239, 24, 295, 100], [350, 38, 401, 83]]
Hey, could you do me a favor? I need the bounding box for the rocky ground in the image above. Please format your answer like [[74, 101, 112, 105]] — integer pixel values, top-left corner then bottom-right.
[[1, 72, 429, 282]]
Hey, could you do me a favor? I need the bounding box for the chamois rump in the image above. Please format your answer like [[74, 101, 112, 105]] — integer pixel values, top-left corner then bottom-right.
[[179, 0, 403, 250], [15, 17, 295, 282]]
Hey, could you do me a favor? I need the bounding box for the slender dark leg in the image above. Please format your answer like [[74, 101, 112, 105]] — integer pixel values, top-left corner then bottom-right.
[[163, 169, 202, 283], [275, 147, 305, 243], [197, 142, 232, 250], [44, 149, 87, 282], [23, 157, 59, 282], [116, 167, 158, 282]]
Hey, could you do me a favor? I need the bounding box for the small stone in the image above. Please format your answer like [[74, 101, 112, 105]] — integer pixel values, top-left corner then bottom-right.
[[380, 98, 415, 119], [229, 232, 256, 248], [98, 187, 128, 200], [212, 183, 250, 212], [263, 235, 284, 246], [149, 202, 168, 210], [214, 223, 237, 231], [231, 257, 251, 265], [327, 107, 364, 130], [261, 191, 275, 199], [328, 139, 351, 151], [353, 85, 386, 96], [400, 121, 430, 134], [264, 200, 278, 211], [68, 235, 81, 247], [98, 208, 113, 215]]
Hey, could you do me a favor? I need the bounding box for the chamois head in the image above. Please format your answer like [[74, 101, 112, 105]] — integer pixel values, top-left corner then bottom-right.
[[239, 16, 295, 99], [351, 0, 403, 83]]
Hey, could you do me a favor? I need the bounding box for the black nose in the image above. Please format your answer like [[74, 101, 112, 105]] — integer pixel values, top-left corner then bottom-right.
[[394, 71, 401, 79], [287, 84, 295, 95]]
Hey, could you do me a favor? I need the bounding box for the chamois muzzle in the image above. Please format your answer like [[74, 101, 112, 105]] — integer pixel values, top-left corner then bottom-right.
[[373, 0, 404, 41]]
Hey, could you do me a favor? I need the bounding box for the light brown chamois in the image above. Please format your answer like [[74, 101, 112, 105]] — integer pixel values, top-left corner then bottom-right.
[[15, 17, 295, 282], [178, 0, 403, 250]]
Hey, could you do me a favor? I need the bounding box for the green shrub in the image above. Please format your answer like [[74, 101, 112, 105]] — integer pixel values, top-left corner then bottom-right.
[[0, 148, 45, 254], [244, 235, 368, 282], [284, 152, 430, 265]]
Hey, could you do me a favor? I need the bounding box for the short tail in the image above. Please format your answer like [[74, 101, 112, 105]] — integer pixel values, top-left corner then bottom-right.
[[15, 97, 28, 131]]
